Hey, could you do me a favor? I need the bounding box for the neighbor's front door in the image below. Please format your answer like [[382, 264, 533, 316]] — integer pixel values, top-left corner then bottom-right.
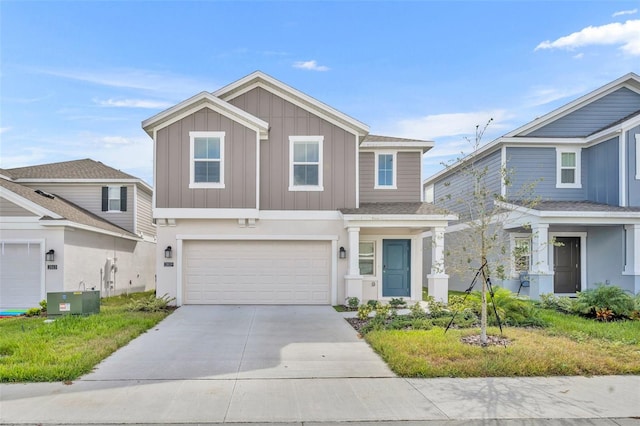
[[554, 236, 581, 293], [382, 239, 410, 297]]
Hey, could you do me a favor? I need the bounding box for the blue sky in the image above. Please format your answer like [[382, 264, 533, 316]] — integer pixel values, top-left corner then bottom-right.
[[1, 1, 639, 185]]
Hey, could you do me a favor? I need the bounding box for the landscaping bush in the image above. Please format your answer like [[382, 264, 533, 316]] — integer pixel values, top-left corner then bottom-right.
[[345, 297, 359, 309], [538, 293, 575, 314], [424, 296, 447, 318], [388, 298, 407, 308], [127, 293, 176, 313], [466, 287, 545, 327], [357, 304, 373, 320], [574, 285, 635, 320]]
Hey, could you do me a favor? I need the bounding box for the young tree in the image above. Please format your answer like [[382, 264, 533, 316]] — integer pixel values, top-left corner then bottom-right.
[[439, 119, 539, 345]]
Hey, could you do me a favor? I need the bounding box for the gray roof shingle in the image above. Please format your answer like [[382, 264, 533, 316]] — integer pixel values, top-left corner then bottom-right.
[[7, 159, 138, 180], [362, 134, 432, 143], [516, 200, 640, 213], [340, 202, 453, 216]]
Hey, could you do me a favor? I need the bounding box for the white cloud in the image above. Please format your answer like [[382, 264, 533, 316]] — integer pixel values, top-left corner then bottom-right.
[[613, 9, 637, 17], [523, 85, 587, 107], [94, 98, 172, 109], [293, 60, 330, 71], [573, 52, 584, 59], [383, 110, 512, 140], [0, 127, 11, 134], [535, 20, 640, 56]]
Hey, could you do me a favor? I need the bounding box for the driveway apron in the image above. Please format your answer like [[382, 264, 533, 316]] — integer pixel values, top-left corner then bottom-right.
[[81, 305, 395, 381]]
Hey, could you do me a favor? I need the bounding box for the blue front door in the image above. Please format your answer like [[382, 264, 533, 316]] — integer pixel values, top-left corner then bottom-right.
[[382, 239, 410, 297]]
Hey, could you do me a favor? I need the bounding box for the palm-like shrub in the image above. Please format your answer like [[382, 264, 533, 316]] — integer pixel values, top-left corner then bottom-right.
[[574, 285, 634, 320], [466, 287, 545, 327]]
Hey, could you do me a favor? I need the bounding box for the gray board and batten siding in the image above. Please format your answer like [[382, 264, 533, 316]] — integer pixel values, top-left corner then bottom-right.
[[505, 147, 587, 201], [155, 108, 258, 210], [627, 125, 640, 207], [584, 137, 619, 206], [360, 152, 422, 203], [433, 149, 502, 219], [526, 88, 640, 137], [228, 86, 358, 211]]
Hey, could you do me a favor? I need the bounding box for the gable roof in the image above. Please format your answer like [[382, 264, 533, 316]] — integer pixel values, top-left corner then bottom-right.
[[213, 71, 370, 137], [141, 91, 269, 138], [361, 134, 434, 152], [7, 159, 152, 192], [0, 177, 138, 238]]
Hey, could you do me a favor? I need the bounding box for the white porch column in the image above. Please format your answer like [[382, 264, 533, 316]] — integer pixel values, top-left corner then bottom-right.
[[345, 227, 363, 301], [427, 226, 449, 304], [530, 223, 553, 299]]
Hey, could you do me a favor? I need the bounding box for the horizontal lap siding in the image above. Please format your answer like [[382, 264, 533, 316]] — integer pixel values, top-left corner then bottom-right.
[[506, 147, 585, 201], [136, 189, 155, 236], [585, 137, 619, 205], [527, 88, 640, 137], [230, 87, 357, 210], [155, 108, 257, 209], [360, 152, 421, 202], [0, 198, 35, 216]]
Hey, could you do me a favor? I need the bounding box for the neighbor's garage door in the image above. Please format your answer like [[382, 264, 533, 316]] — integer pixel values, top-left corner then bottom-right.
[[0, 242, 42, 309], [183, 240, 331, 305]]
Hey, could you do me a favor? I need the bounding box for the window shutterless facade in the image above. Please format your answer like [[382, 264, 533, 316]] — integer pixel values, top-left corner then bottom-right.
[[190, 131, 225, 189], [375, 152, 397, 189], [556, 147, 581, 188], [289, 136, 324, 191]]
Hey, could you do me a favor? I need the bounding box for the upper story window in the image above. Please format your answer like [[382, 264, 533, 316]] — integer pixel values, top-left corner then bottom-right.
[[289, 136, 324, 191], [190, 131, 225, 189], [556, 147, 581, 188], [102, 186, 127, 212], [375, 152, 397, 189], [424, 184, 434, 203]]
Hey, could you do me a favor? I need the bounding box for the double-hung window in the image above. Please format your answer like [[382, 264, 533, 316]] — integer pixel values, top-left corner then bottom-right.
[[289, 136, 323, 191], [101, 186, 127, 212], [556, 147, 581, 188], [359, 241, 375, 275], [190, 131, 225, 188], [513, 236, 531, 274], [375, 152, 397, 189]]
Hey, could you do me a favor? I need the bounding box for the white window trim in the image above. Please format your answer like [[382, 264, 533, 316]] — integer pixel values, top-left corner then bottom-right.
[[288, 135, 324, 192], [555, 147, 581, 189], [107, 186, 123, 213], [635, 134, 640, 180], [510, 233, 531, 278], [358, 240, 376, 276], [374, 151, 397, 189], [424, 184, 434, 203], [189, 131, 225, 189]]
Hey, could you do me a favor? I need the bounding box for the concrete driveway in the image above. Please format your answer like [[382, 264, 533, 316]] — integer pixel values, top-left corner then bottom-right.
[[82, 305, 394, 381]]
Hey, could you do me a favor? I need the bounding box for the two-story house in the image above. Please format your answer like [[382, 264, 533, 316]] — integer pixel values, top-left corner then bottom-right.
[[0, 159, 156, 310], [423, 73, 640, 299], [142, 71, 456, 306]]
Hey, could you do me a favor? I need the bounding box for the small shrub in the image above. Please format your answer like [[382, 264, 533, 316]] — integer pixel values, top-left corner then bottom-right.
[[366, 299, 380, 309], [574, 285, 634, 320], [388, 298, 407, 308], [127, 293, 176, 312], [387, 316, 434, 331], [357, 304, 373, 320], [538, 293, 575, 314], [346, 297, 359, 309], [424, 296, 447, 318], [24, 307, 42, 317], [39, 299, 47, 312], [375, 304, 391, 318], [409, 302, 426, 318], [466, 287, 546, 327]]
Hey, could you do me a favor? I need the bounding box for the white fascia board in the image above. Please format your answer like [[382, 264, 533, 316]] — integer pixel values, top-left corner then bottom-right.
[[495, 200, 640, 221], [360, 141, 434, 152], [214, 72, 370, 136], [154, 208, 259, 219], [505, 73, 640, 137], [259, 210, 342, 220], [39, 220, 142, 241], [176, 234, 339, 241], [142, 92, 269, 138], [0, 188, 62, 219], [499, 137, 585, 145]]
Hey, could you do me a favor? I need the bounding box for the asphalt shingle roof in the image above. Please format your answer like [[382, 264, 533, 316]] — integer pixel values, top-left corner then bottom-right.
[[0, 178, 137, 237], [7, 159, 138, 180], [362, 134, 432, 143], [515, 200, 640, 213], [340, 202, 452, 216]]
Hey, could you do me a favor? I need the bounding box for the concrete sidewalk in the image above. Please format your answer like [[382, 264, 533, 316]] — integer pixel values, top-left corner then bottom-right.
[[1, 375, 639, 424]]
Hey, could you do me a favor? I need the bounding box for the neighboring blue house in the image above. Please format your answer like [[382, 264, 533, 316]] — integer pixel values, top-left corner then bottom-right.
[[423, 73, 640, 299]]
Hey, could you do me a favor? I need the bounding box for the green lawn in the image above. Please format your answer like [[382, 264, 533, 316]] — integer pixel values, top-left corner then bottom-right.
[[0, 291, 171, 382], [364, 307, 640, 378]]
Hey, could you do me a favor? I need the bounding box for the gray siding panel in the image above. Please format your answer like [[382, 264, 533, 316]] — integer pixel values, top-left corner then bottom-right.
[[527, 88, 640, 137], [136, 189, 155, 236], [230, 87, 357, 210], [585, 137, 619, 205], [627, 126, 640, 207], [18, 183, 135, 232], [0, 198, 36, 216], [360, 152, 422, 202], [505, 147, 585, 201], [434, 150, 502, 218], [155, 107, 257, 209]]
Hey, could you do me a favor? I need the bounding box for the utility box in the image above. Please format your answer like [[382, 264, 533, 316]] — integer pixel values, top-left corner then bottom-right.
[[47, 291, 100, 316]]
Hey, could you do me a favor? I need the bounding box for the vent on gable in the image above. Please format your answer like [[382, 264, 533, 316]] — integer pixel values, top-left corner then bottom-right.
[[35, 189, 55, 199]]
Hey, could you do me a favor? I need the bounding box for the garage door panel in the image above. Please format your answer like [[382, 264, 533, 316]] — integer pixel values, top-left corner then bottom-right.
[[0, 243, 42, 309], [183, 240, 331, 305]]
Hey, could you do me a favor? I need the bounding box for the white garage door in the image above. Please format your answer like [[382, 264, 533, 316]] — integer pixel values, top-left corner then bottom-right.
[[183, 240, 331, 305], [0, 242, 42, 309]]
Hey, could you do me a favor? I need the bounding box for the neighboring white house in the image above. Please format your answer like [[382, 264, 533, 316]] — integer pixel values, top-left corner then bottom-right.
[[0, 159, 156, 309]]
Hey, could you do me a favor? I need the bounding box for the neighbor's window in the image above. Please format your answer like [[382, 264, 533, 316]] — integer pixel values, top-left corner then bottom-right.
[[556, 148, 581, 188], [289, 136, 323, 191], [359, 241, 375, 275], [102, 186, 127, 212], [513, 236, 531, 273], [190, 131, 225, 188], [375, 152, 396, 188]]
